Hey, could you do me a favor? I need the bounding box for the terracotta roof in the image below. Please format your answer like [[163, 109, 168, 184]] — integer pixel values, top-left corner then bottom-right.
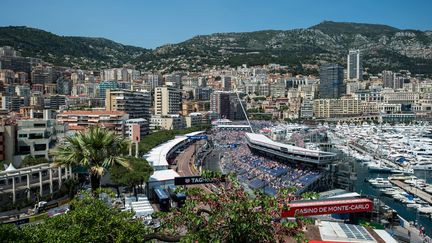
[[60, 110, 127, 115], [68, 125, 86, 130]]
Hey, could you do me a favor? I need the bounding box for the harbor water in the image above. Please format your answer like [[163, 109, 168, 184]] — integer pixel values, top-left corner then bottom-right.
[[354, 161, 432, 236]]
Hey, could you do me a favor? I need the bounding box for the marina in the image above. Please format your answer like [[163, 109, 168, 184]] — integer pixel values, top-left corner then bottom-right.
[[389, 179, 432, 205], [356, 165, 432, 237], [331, 122, 432, 174], [328, 122, 432, 237]]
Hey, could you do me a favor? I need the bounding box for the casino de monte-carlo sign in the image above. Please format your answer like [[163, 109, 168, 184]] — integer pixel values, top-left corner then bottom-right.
[[281, 198, 373, 217]]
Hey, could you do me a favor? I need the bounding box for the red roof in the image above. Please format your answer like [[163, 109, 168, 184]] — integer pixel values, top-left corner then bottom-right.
[[60, 110, 126, 115], [309, 241, 350, 243], [68, 125, 86, 130]]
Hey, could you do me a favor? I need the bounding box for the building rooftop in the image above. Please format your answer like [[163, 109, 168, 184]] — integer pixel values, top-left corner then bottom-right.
[[68, 125, 86, 131], [149, 169, 179, 182], [126, 118, 148, 122], [60, 110, 127, 116], [245, 132, 336, 158], [144, 131, 204, 168], [317, 221, 393, 243]]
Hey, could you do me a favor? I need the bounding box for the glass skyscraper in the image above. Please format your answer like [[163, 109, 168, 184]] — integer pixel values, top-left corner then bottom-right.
[[319, 64, 345, 99]]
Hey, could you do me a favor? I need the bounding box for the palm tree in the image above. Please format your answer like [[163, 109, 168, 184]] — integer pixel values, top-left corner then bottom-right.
[[61, 178, 80, 199], [52, 126, 131, 192]]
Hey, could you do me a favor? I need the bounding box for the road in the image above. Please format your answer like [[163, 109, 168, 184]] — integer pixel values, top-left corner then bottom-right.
[[175, 141, 213, 193]]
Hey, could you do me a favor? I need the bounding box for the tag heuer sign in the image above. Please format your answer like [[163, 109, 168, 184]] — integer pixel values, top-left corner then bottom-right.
[[174, 175, 225, 185]]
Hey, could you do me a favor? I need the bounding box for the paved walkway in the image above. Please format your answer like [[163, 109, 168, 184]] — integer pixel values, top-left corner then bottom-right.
[[392, 225, 430, 243], [390, 179, 432, 204]]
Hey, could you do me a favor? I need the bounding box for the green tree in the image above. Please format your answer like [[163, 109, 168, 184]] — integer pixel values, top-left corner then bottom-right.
[[52, 126, 130, 192], [61, 178, 80, 199], [0, 223, 23, 243], [22, 192, 151, 242], [0, 173, 312, 242], [139, 125, 210, 155], [110, 157, 154, 198], [154, 173, 310, 242], [22, 155, 48, 167]]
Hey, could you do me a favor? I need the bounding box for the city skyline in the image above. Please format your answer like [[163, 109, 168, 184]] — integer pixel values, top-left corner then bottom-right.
[[0, 0, 431, 48], [1, 1, 432, 241]]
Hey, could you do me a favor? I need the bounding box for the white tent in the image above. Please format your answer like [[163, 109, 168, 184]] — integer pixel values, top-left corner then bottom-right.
[[4, 163, 16, 172]]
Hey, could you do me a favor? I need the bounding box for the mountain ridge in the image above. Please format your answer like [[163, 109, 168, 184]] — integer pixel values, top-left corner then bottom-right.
[[1, 21, 432, 74]]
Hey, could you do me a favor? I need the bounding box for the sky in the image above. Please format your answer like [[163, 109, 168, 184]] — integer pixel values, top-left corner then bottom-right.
[[1, 0, 431, 49]]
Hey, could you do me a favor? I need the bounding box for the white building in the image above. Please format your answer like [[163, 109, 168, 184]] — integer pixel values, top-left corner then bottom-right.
[[150, 115, 185, 130], [16, 119, 66, 162], [347, 49, 362, 81], [154, 86, 181, 116], [185, 112, 204, 128]]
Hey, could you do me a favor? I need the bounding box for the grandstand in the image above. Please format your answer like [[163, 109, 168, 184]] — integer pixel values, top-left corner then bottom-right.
[[214, 124, 251, 131], [144, 131, 204, 170], [245, 133, 336, 165], [211, 129, 325, 196]]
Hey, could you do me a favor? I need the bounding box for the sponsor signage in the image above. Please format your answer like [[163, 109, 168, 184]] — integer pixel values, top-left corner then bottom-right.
[[186, 135, 208, 140], [29, 213, 48, 222], [174, 175, 225, 185], [3, 217, 30, 225], [281, 198, 373, 217], [44, 202, 59, 211], [131, 124, 140, 143]]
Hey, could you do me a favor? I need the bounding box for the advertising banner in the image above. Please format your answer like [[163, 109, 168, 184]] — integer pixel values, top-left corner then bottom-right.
[[281, 198, 373, 217], [174, 175, 225, 185]]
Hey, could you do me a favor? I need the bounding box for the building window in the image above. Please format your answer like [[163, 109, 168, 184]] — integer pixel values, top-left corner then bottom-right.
[[29, 133, 44, 139], [34, 144, 47, 151], [19, 146, 31, 154]]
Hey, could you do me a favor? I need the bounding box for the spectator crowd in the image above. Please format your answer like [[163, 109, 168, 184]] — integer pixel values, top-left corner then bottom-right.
[[209, 128, 321, 196]]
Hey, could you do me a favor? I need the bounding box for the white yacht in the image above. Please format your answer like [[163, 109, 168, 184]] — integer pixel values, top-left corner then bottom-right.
[[401, 198, 416, 204], [407, 203, 421, 209], [382, 188, 401, 196], [392, 193, 405, 201], [369, 178, 393, 188], [390, 168, 414, 174], [417, 205, 432, 214], [389, 175, 416, 181], [411, 162, 432, 171]]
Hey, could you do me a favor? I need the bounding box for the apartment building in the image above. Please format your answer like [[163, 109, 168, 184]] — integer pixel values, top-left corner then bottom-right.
[[105, 89, 151, 120], [150, 115, 185, 130], [313, 98, 362, 118], [154, 86, 181, 116], [16, 119, 65, 161], [57, 110, 128, 135]]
